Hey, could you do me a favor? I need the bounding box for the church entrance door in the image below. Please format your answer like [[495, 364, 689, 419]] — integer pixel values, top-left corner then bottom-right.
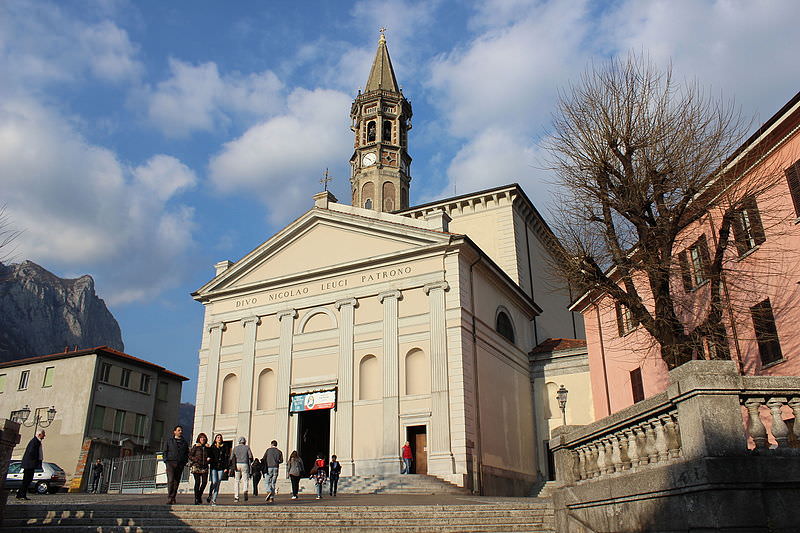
[[406, 425, 427, 474], [297, 409, 330, 476]]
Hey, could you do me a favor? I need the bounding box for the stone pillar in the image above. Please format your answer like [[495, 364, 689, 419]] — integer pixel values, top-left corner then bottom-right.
[[275, 309, 297, 451], [202, 322, 226, 432], [335, 297, 358, 476], [0, 419, 20, 518], [237, 315, 260, 442], [379, 290, 402, 471], [424, 281, 454, 473]]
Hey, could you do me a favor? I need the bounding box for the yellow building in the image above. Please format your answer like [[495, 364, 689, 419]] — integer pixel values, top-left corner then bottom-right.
[[191, 34, 586, 495]]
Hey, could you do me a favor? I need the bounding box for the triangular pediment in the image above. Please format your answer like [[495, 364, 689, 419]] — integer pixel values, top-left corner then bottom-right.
[[196, 207, 451, 297]]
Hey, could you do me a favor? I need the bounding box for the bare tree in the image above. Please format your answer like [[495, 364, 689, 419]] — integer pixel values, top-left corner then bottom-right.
[[0, 205, 20, 265], [545, 54, 794, 369]]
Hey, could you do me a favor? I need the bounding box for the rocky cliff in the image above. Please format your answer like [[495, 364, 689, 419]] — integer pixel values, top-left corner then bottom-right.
[[0, 260, 124, 362]]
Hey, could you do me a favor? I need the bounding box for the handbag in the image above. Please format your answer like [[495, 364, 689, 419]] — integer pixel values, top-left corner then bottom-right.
[[190, 464, 208, 475]]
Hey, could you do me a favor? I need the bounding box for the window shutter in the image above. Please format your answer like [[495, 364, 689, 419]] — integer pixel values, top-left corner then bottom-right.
[[697, 234, 711, 277], [747, 198, 766, 247], [615, 302, 625, 337], [786, 160, 800, 218], [678, 251, 693, 291], [731, 211, 748, 256]]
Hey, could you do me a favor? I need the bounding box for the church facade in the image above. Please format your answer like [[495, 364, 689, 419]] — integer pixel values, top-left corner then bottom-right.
[[191, 34, 584, 495]]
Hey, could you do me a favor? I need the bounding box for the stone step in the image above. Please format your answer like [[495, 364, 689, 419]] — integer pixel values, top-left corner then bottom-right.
[[6, 526, 552, 533]]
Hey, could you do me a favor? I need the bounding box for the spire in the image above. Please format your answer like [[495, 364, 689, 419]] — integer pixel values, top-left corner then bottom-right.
[[365, 30, 400, 93]]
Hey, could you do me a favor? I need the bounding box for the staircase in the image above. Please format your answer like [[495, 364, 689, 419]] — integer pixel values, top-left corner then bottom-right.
[[2, 501, 556, 532], [273, 474, 469, 495]]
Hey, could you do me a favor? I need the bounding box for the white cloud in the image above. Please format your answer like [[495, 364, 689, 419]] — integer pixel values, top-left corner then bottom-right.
[[0, 97, 197, 304], [0, 0, 142, 91], [145, 59, 284, 138], [208, 88, 353, 223]]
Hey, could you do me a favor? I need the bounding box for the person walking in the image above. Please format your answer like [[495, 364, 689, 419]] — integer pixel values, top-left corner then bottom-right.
[[261, 440, 283, 503], [230, 436, 253, 502], [16, 429, 45, 500], [401, 441, 413, 474], [250, 458, 262, 496], [311, 454, 328, 500], [188, 433, 210, 505], [328, 455, 341, 496], [207, 433, 227, 505], [90, 459, 104, 493], [286, 451, 304, 500], [163, 426, 189, 505]]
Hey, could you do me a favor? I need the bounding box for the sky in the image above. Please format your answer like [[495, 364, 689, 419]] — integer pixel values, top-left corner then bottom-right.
[[1, 0, 799, 402]]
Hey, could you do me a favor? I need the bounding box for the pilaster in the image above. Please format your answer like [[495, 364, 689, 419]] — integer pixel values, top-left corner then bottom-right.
[[202, 322, 226, 433], [335, 297, 358, 476], [424, 281, 455, 473], [379, 290, 402, 470], [237, 315, 260, 442], [275, 309, 297, 450]]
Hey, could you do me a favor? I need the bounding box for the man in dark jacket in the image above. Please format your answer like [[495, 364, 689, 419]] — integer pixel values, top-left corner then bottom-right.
[[163, 425, 189, 504], [261, 440, 283, 503], [17, 429, 45, 500]]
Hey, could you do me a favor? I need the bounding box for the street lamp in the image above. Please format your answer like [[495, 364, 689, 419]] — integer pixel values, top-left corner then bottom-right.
[[10, 405, 57, 431], [556, 385, 569, 426]]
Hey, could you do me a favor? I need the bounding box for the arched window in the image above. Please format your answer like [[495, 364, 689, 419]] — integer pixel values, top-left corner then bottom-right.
[[367, 121, 376, 142], [361, 181, 374, 210], [383, 181, 396, 211], [496, 309, 515, 344], [383, 120, 392, 143], [220, 373, 239, 414], [358, 355, 380, 400], [256, 369, 275, 411], [404, 349, 429, 395]]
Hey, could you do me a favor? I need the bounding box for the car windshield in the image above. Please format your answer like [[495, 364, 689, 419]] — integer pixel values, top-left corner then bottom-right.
[[45, 463, 64, 471]]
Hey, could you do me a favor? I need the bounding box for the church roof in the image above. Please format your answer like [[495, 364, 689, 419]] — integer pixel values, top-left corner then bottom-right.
[[365, 33, 400, 93]]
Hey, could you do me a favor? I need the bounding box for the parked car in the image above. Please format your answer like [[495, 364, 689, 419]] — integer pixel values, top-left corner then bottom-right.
[[5, 460, 66, 494]]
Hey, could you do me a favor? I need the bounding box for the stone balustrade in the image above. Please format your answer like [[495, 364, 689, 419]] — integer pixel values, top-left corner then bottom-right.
[[551, 361, 800, 486], [548, 360, 800, 533]]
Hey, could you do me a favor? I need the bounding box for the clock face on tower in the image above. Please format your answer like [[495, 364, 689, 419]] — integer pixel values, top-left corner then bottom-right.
[[362, 152, 377, 167]]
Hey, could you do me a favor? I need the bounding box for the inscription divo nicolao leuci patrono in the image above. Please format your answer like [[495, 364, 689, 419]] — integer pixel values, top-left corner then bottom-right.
[[233, 265, 414, 309]]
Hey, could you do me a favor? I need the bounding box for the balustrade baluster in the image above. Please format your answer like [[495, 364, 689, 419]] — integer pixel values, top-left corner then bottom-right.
[[595, 441, 607, 476], [616, 431, 631, 470], [644, 422, 659, 463], [576, 446, 587, 480], [652, 417, 669, 462], [766, 397, 789, 448], [624, 429, 639, 468], [788, 397, 800, 444], [662, 413, 681, 458], [603, 438, 616, 474], [634, 425, 649, 465], [743, 397, 769, 449]]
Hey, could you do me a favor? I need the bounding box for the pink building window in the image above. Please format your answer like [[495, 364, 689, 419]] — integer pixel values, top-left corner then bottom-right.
[[732, 197, 765, 255], [785, 159, 800, 217], [630, 368, 645, 403], [679, 235, 710, 291], [750, 299, 783, 366]]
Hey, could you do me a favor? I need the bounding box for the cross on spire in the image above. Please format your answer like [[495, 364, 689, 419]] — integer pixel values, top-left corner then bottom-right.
[[320, 168, 333, 192]]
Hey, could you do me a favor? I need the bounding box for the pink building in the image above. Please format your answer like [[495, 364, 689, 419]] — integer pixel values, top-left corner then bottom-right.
[[572, 91, 800, 418]]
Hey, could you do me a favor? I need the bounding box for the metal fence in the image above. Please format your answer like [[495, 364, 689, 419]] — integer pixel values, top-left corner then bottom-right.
[[88, 454, 189, 494]]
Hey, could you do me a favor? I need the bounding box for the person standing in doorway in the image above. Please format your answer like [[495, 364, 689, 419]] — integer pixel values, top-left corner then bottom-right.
[[188, 433, 210, 505], [230, 436, 253, 502], [401, 441, 413, 474], [286, 450, 304, 500], [207, 433, 227, 505], [329, 455, 341, 496], [90, 459, 104, 493], [163, 426, 189, 505], [250, 458, 262, 496], [16, 429, 45, 500], [261, 440, 283, 503]]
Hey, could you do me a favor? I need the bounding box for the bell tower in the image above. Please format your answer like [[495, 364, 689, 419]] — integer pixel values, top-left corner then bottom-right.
[[350, 32, 412, 212]]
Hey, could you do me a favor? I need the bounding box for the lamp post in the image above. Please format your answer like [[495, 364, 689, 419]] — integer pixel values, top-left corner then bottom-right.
[[10, 405, 57, 432], [556, 385, 569, 426]]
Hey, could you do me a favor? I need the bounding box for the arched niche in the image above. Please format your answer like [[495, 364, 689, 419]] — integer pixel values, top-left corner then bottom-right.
[[256, 368, 275, 411], [298, 307, 338, 334], [358, 354, 380, 400], [404, 348, 430, 395], [220, 373, 239, 414]]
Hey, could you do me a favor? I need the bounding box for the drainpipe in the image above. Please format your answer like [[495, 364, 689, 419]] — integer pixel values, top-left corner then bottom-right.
[[595, 303, 612, 416], [468, 253, 483, 495]]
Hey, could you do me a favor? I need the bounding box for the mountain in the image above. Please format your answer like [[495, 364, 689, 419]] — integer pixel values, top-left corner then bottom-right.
[[0, 260, 124, 362], [178, 402, 195, 441]]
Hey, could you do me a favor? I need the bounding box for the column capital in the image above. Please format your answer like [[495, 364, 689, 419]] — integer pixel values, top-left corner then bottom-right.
[[335, 297, 359, 310], [423, 281, 450, 295], [241, 315, 261, 327], [277, 309, 298, 321], [379, 289, 402, 303], [207, 321, 227, 333]]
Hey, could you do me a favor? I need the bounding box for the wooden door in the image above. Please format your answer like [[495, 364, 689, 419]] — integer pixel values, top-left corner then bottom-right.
[[414, 433, 427, 475]]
